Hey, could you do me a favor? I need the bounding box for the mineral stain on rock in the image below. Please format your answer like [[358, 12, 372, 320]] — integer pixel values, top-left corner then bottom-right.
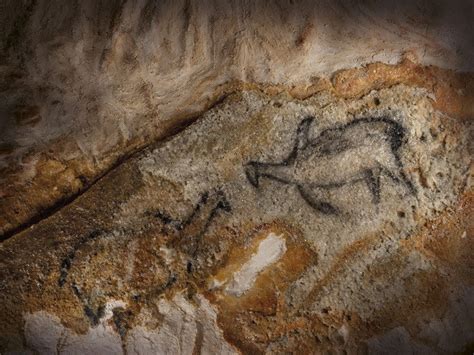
[[0, 85, 472, 353]]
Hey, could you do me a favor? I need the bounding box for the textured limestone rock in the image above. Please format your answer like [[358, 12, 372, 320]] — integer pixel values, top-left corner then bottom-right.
[[1, 0, 474, 238], [1, 1, 473, 353], [0, 85, 472, 353]]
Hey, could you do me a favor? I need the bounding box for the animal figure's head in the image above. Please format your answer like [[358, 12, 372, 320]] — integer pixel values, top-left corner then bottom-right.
[[244, 161, 261, 188]]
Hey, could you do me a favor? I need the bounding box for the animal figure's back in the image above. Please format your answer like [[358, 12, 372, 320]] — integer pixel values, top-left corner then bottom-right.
[[291, 117, 407, 187], [304, 117, 405, 158]]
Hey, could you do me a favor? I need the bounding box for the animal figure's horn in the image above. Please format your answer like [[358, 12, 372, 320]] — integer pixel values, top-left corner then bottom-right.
[[295, 116, 314, 150], [285, 116, 314, 164], [245, 162, 260, 187]]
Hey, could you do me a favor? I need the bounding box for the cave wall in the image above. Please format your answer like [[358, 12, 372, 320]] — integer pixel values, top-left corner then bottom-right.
[[0, 1, 473, 354], [1, 0, 473, 237]]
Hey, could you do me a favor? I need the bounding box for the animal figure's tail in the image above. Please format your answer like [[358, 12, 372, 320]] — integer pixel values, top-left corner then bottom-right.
[[383, 165, 417, 197]]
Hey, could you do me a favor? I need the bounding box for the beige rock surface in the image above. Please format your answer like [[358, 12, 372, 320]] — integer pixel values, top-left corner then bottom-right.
[[1, 0, 474, 238], [0, 1, 473, 354], [0, 85, 472, 353]]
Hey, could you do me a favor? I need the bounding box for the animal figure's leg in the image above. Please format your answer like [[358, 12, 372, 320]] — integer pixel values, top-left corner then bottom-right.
[[382, 165, 416, 196], [384, 148, 417, 196], [71, 282, 106, 326], [154, 191, 210, 231], [172, 190, 231, 258], [398, 168, 416, 196], [245, 162, 261, 187], [297, 185, 339, 215], [365, 168, 381, 204]]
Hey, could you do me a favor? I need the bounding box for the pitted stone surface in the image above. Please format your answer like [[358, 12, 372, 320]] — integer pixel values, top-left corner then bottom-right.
[[0, 86, 472, 353], [1, 0, 474, 239]]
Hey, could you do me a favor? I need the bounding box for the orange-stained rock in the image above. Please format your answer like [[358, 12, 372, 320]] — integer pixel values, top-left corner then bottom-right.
[[0, 82, 472, 353]]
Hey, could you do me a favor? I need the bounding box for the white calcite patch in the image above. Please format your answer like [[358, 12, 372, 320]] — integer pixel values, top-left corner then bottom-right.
[[24, 300, 126, 355], [225, 233, 287, 297], [127, 294, 237, 355], [126, 294, 197, 355], [23, 295, 237, 355]]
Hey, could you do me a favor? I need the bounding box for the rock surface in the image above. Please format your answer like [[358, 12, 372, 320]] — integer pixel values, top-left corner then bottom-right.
[[1, 0, 474, 238], [0, 1, 473, 354], [1, 85, 472, 353]]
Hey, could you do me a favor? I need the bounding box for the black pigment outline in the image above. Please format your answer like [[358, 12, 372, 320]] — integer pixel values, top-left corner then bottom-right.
[[58, 190, 231, 325], [245, 116, 416, 214], [71, 282, 105, 326], [154, 189, 232, 261], [154, 190, 231, 233], [58, 229, 103, 287]]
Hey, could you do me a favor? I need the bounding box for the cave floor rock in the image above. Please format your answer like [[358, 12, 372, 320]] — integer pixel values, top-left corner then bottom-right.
[[0, 85, 473, 354]]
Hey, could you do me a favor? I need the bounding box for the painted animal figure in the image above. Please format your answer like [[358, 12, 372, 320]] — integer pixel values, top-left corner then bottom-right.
[[245, 116, 415, 214], [155, 189, 232, 257], [57, 190, 231, 329]]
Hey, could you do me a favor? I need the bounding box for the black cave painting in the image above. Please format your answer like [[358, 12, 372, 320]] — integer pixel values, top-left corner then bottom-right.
[[71, 282, 105, 327], [57, 190, 231, 327], [58, 229, 104, 287], [154, 189, 231, 258], [57, 229, 108, 326], [58, 191, 231, 286], [244, 116, 416, 215]]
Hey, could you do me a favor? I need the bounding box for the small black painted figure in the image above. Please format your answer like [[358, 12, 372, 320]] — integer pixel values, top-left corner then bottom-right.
[[245, 116, 415, 214], [57, 189, 232, 329], [155, 189, 232, 256]]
